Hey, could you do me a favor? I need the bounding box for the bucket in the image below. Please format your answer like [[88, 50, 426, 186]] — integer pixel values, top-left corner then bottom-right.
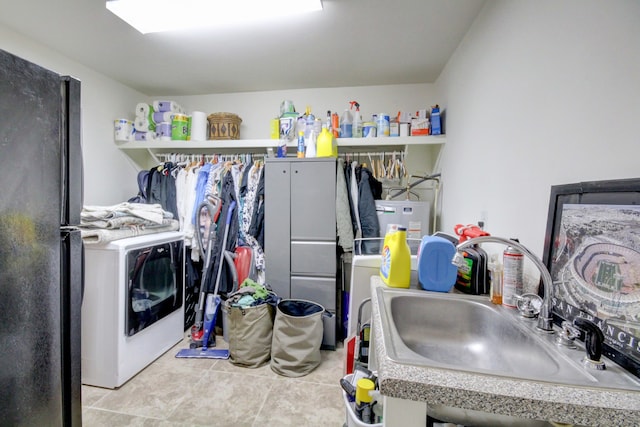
[[343, 373, 382, 427]]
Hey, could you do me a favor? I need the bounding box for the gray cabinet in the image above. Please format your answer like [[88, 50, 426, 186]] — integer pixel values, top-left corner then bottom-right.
[[265, 158, 337, 349]]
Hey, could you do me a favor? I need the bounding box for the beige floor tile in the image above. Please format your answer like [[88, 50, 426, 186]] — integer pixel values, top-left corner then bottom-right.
[[256, 380, 345, 426], [82, 385, 111, 407], [82, 407, 191, 426], [166, 369, 279, 426], [91, 358, 206, 420]]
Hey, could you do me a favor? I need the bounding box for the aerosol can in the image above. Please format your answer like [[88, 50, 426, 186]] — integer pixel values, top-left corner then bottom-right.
[[502, 239, 524, 307]]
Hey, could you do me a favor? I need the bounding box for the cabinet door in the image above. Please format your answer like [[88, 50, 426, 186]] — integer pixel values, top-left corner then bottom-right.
[[264, 161, 291, 298], [291, 241, 336, 275], [291, 276, 336, 310], [290, 159, 336, 241]]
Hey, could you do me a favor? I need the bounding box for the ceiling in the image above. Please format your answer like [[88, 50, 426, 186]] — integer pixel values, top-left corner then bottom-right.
[[0, 0, 485, 96]]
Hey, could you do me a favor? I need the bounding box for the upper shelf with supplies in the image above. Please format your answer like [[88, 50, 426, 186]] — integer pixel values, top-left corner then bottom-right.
[[116, 135, 447, 171]]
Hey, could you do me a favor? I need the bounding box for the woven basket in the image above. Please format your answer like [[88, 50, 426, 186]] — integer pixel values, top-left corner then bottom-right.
[[207, 112, 242, 140]]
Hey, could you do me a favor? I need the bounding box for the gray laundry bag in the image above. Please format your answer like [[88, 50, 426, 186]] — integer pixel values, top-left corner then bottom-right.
[[227, 301, 275, 368], [270, 299, 325, 377]]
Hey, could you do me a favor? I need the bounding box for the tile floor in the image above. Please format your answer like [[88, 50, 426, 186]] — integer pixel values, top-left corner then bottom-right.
[[81, 334, 347, 427]]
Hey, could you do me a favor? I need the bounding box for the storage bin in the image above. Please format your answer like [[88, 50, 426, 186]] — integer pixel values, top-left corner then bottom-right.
[[270, 299, 324, 377], [343, 374, 383, 427], [226, 300, 275, 368], [207, 112, 242, 140]]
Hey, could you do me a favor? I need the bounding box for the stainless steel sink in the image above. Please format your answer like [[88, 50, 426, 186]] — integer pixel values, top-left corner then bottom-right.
[[377, 286, 640, 391]]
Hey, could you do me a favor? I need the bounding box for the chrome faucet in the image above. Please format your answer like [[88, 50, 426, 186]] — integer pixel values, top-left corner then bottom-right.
[[453, 236, 555, 333]]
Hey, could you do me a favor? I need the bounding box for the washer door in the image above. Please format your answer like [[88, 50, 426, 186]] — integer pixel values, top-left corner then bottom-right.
[[126, 240, 183, 336]]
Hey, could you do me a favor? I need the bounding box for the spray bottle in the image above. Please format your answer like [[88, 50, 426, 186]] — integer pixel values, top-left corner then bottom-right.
[[350, 101, 362, 138]]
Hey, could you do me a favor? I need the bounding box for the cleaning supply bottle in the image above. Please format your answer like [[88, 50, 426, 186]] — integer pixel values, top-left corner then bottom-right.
[[380, 226, 411, 288], [340, 108, 353, 138], [331, 112, 340, 138], [350, 101, 362, 138], [488, 254, 503, 305], [317, 124, 335, 157], [355, 378, 375, 424], [296, 130, 305, 158], [304, 107, 317, 158]]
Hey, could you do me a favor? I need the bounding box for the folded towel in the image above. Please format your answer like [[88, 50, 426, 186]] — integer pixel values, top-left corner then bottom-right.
[[81, 220, 180, 245], [82, 202, 171, 225]]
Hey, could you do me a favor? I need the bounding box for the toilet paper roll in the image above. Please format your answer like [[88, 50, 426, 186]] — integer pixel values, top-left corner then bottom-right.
[[134, 131, 157, 141], [153, 111, 175, 123], [153, 100, 182, 113], [190, 111, 207, 141], [114, 119, 134, 142], [135, 117, 156, 132], [157, 122, 172, 139], [136, 103, 153, 117]]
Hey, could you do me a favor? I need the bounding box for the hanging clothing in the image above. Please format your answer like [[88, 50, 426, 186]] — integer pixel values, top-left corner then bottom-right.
[[357, 166, 381, 254], [205, 169, 239, 295], [239, 162, 265, 282], [336, 158, 354, 252]]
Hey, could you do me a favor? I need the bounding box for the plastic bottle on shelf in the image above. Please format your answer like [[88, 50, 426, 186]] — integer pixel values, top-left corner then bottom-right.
[[350, 101, 362, 138], [296, 131, 305, 158], [340, 108, 353, 138], [316, 124, 335, 158]]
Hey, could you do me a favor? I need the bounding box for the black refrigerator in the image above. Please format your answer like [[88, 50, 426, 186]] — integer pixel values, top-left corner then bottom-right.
[[0, 49, 83, 426]]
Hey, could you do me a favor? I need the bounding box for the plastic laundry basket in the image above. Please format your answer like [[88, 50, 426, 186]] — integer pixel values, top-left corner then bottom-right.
[[270, 299, 325, 377]]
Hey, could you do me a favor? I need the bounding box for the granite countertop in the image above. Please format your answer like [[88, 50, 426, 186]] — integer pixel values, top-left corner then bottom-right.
[[370, 277, 640, 427]]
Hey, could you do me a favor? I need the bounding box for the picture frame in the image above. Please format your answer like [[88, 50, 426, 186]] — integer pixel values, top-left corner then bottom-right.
[[542, 178, 640, 378]]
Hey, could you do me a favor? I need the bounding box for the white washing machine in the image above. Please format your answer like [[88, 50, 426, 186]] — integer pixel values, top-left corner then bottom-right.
[[81, 231, 184, 388]]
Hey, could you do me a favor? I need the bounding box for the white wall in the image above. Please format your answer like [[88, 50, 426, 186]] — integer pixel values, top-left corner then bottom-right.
[[163, 84, 436, 140], [1, 25, 147, 205], [436, 0, 640, 256]]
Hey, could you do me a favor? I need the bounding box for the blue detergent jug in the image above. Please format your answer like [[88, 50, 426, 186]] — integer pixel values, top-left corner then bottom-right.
[[417, 235, 458, 292]]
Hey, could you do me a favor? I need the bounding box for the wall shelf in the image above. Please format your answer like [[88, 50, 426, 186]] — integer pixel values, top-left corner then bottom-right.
[[116, 135, 446, 170]]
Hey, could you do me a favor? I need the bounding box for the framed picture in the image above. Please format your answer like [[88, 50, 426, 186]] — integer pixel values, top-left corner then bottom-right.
[[542, 178, 640, 378]]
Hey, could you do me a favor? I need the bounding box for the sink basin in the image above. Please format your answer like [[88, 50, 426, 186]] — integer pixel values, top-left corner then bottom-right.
[[377, 286, 640, 391]]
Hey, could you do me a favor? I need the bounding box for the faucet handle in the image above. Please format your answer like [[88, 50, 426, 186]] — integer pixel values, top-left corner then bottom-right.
[[515, 293, 542, 318], [556, 321, 581, 348], [573, 317, 606, 370]]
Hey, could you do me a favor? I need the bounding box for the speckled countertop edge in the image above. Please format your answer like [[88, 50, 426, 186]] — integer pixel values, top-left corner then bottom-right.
[[369, 277, 640, 427]]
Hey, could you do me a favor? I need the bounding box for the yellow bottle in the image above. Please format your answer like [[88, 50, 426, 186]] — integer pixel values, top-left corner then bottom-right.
[[380, 227, 411, 288], [316, 125, 336, 158]]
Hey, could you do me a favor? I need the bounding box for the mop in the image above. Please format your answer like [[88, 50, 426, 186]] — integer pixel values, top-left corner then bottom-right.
[[176, 200, 236, 359]]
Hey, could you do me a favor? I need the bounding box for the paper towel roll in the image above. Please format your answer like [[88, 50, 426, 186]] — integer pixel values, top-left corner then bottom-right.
[[190, 111, 207, 141], [153, 100, 182, 113], [136, 103, 153, 117]]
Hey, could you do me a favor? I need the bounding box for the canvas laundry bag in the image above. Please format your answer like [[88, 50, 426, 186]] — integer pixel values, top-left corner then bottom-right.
[[270, 299, 325, 377], [227, 301, 275, 368]]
